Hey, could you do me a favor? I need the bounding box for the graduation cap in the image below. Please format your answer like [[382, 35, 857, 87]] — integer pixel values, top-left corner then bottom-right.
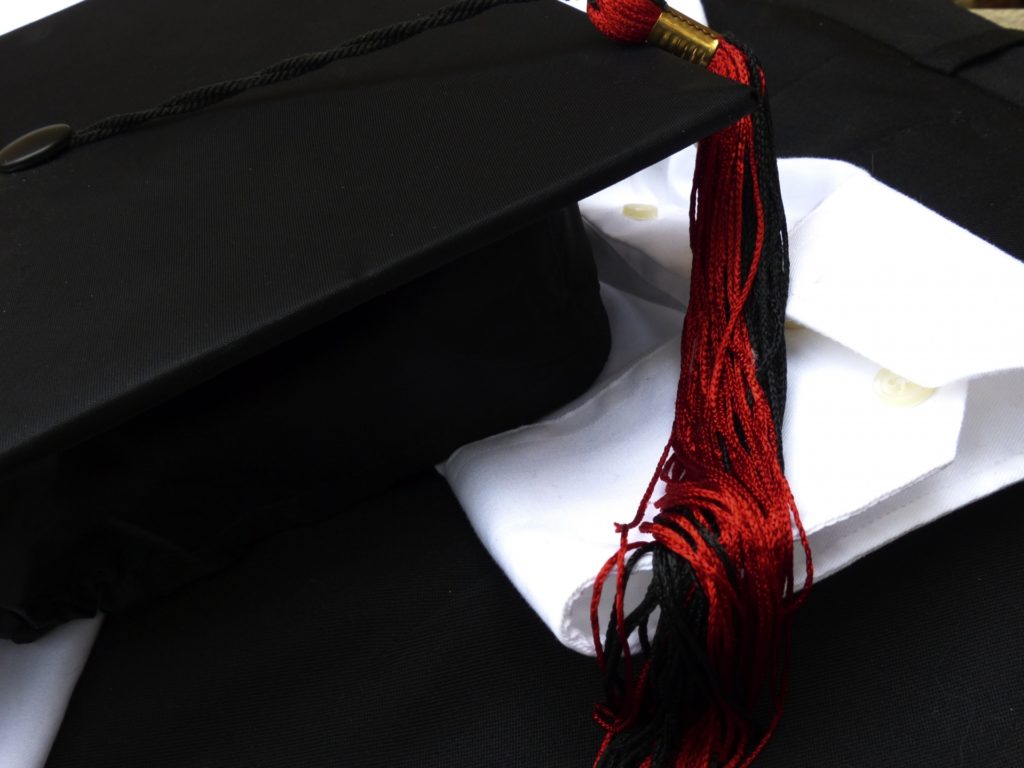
[[0, 0, 810, 765]]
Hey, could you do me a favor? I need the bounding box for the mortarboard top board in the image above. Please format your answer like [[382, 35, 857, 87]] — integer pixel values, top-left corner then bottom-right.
[[0, 0, 755, 640], [0, 0, 752, 475]]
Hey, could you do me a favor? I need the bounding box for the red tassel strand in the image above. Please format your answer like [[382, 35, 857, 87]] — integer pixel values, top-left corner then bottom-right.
[[585, 3, 813, 767], [587, 0, 666, 44]]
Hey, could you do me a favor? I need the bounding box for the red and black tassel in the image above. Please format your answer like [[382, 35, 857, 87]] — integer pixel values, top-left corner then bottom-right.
[[585, 2, 813, 766]]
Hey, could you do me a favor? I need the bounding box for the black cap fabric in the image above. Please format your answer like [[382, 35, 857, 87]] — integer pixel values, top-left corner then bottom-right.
[[0, 0, 751, 474], [0, 0, 755, 640], [0, 203, 612, 640]]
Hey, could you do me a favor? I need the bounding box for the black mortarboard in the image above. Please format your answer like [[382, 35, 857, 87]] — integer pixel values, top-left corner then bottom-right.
[[0, 0, 750, 635], [0, 1, 804, 765]]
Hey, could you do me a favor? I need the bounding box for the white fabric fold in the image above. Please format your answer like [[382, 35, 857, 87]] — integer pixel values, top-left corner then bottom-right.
[[785, 162, 1024, 387], [0, 618, 101, 768], [783, 326, 968, 535], [808, 367, 1024, 581], [0, 0, 85, 36], [441, 158, 1024, 654]]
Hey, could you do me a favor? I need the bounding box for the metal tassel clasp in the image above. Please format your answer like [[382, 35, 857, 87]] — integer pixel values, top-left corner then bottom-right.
[[647, 7, 719, 66]]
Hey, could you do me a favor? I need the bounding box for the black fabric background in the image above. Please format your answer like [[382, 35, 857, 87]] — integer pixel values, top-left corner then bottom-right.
[[45, 476, 1024, 768], [758, 483, 1024, 767], [46, 472, 604, 768]]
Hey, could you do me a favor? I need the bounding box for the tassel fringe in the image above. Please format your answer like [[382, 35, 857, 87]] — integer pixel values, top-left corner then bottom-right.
[[584, 4, 814, 765]]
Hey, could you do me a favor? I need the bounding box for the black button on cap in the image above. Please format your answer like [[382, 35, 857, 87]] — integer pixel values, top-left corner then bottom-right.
[[0, 124, 72, 173]]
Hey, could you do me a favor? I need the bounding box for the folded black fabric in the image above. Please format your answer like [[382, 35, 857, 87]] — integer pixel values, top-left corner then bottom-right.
[[44, 477, 1024, 768], [757, 483, 1024, 767], [46, 472, 604, 768]]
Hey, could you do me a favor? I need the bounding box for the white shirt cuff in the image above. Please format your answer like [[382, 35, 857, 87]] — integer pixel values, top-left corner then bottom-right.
[[441, 156, 1024, 654]]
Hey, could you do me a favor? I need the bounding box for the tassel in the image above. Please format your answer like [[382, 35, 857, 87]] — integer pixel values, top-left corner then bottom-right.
[[584, 2, 813, 766]]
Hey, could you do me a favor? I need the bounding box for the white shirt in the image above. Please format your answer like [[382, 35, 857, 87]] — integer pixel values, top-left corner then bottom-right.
[[441, 155, 1024, 653]]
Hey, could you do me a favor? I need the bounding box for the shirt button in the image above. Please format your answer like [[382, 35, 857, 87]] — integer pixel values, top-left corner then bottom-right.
[[874, 368, 936, 407], [622, 203, 658, 221]]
